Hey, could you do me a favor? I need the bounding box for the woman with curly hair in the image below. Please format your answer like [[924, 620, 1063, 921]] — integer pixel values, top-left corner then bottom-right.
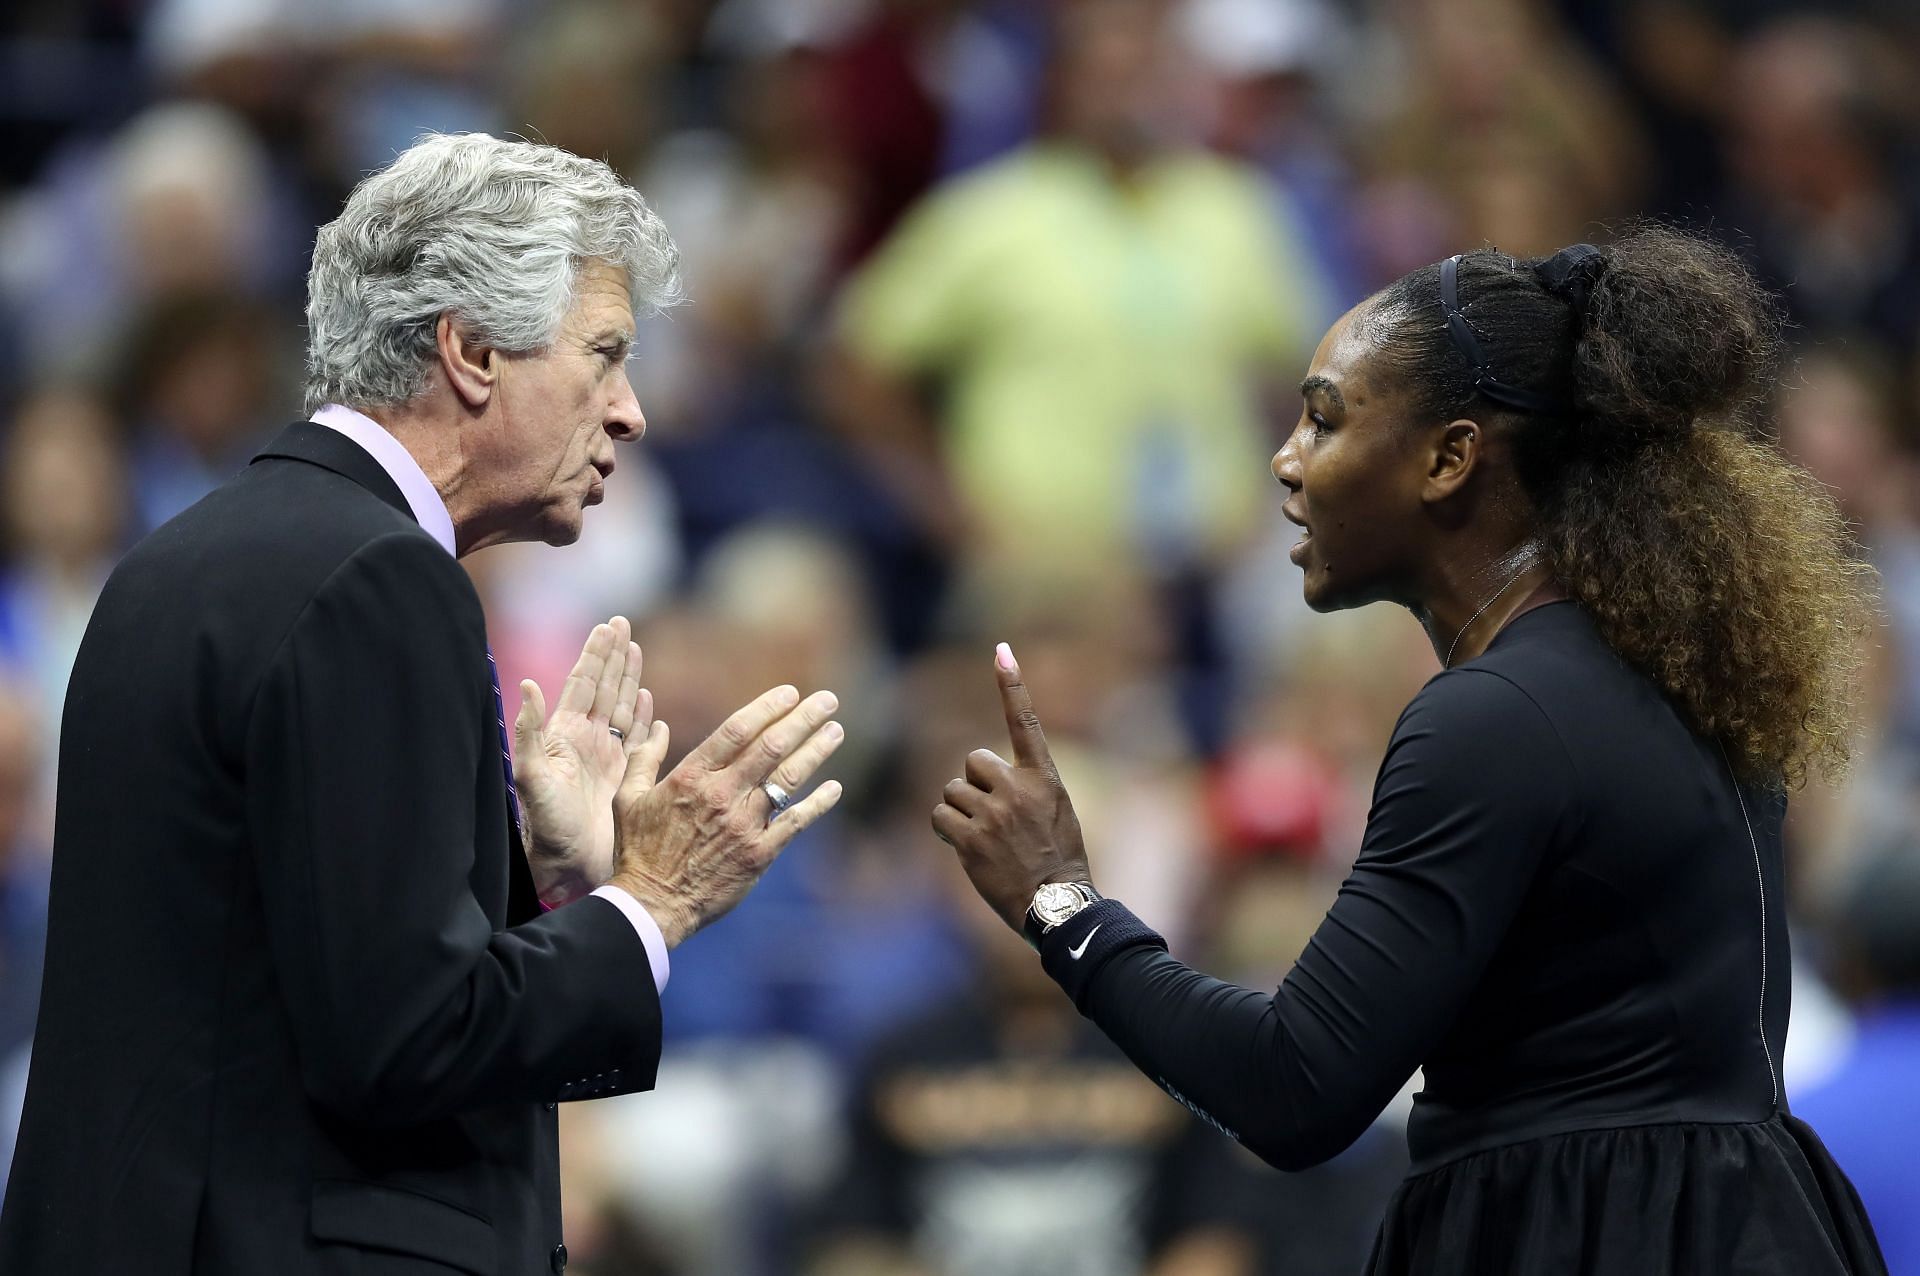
[[933, 226, 1888, 1272]]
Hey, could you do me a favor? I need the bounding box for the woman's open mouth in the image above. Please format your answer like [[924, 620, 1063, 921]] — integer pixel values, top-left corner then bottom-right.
[[1282, 502, 1312, 564]]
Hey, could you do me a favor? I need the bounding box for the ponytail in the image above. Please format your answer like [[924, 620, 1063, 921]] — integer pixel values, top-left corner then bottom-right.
[[1372, 225, 1875, 787]]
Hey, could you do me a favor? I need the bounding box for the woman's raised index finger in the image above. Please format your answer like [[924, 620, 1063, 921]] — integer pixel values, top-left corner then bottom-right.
[[994, 643, 1055, 773]]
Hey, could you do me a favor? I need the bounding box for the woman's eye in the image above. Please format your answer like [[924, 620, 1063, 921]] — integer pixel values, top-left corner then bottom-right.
[[1309, 412, 1331, 434]]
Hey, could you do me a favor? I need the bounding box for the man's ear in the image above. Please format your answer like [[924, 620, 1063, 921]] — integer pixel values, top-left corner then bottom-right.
[[438, 315, 495, 410], [1423, 418, 1483, 504]]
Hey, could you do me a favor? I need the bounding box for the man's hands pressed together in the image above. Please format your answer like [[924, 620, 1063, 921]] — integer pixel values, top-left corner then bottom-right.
[[515, 616, 845, 943]]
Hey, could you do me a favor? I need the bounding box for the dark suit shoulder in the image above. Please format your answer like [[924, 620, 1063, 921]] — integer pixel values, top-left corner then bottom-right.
[[275, 524, 485, 659], [137, 455, 440, 589], [72, 452, 479, 778], [115, 453, 474, 637]]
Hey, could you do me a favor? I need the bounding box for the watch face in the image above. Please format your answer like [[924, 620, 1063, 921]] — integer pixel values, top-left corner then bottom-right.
[[1033, 882, 1086, 927]]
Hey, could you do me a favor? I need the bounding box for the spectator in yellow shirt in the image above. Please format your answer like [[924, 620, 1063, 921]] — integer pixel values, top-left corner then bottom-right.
[[827, 0, 1332, 591]]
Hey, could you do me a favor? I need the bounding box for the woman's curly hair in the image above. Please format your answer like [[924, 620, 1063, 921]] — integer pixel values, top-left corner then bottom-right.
[[1371, 224, 1876, 789]]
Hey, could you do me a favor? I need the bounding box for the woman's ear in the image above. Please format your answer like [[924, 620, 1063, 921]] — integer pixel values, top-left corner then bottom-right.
[[438, 315, 495, 410], [1424, 418, 1484, 503]]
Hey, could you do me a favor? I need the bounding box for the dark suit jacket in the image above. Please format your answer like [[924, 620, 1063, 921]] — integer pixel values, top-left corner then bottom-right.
[[0, 423, 662, 1275]]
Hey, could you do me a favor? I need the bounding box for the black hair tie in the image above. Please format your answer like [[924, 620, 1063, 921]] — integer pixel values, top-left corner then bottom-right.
[[1534, 242, 1607, 315], [1440, 253, 1562, 414]]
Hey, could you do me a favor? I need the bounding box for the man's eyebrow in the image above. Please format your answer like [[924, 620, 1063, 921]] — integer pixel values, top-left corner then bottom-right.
[[1299, 375, 1345, 410]]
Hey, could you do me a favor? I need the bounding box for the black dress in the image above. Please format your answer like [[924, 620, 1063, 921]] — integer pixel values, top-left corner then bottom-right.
[[1038, 602, 1887, 1273]]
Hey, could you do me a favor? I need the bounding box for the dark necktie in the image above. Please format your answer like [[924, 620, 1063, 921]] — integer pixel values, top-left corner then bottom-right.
[[486, 646, 523, 833]]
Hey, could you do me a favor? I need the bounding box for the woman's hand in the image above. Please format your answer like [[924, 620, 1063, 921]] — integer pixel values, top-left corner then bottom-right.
[[512, 616, 649, 906], [932, 644, 1092, 931]]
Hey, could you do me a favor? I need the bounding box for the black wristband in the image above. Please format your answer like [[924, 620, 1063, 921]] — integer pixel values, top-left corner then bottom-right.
[[1038, 898, 1167, 1010]]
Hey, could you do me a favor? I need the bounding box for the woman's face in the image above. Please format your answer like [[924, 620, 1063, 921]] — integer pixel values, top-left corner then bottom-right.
[[1271, 304, 1435, 612]]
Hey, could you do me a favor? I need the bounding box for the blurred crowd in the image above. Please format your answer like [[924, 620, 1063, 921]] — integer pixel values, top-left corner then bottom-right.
[[3, 0, 1920, 1272]]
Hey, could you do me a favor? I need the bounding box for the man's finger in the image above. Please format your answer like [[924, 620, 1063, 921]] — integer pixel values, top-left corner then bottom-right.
[[994, 642, 1055, 774], [556, 622, 614, 715], [765, 721, 845, 799], [684, 684, 800, 771], [626, 685, 654, 755], [588, 617, 630, 724], [728, 690, 838, 785], [610, 639, 642, 737], [514, 681, 546, 779], [762, 779, 843, 853], [617, 719, 671, 806]]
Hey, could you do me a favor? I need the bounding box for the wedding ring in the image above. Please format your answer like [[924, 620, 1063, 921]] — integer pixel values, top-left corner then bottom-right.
[[608, 726, 626, 742], [760, 780, 793, 815]]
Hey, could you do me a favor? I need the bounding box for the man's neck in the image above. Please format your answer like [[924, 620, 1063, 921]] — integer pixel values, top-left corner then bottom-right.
[[359, 401, 481, 550], [360, 404, 454, 491]]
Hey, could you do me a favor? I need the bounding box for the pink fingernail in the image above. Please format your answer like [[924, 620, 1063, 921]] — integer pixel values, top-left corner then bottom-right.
[[995, 642, 1015, 671]]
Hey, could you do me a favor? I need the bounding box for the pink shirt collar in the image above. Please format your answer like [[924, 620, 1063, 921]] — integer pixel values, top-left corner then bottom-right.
[[310, 403, 457, 556]]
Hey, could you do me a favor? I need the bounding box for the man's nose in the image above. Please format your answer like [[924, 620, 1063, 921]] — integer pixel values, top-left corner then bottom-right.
[[607, 372, 646, 442]]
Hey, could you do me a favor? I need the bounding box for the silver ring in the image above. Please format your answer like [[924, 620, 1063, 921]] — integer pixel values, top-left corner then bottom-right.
[[608, 726, 626, 742], [760, 780, 793, 815]]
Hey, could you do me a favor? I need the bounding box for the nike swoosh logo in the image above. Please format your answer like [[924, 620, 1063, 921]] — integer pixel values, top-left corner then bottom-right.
[[1068, 924, 1102, 960]]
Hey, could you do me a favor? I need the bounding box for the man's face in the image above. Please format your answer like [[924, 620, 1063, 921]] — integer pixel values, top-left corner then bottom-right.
[[1053, 7, 1188, 162], [483, 259, 646, 546]]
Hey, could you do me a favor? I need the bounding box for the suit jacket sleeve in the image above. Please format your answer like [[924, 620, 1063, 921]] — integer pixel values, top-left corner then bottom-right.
[[242, 531, 662, 1126]]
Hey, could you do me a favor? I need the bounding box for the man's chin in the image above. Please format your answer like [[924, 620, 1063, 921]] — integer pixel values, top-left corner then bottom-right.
[[538, 511, 586, 547]]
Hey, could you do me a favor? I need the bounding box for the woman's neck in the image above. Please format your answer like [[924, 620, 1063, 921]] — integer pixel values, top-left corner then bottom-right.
[[1419, 542, 1564, 669]]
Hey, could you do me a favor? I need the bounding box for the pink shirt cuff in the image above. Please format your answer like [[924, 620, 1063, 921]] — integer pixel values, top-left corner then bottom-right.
[[588, 884, 671, 995]]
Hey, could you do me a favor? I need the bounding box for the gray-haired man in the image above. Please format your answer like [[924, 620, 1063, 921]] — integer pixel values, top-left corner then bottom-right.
[[0, 133, 841, 1275]]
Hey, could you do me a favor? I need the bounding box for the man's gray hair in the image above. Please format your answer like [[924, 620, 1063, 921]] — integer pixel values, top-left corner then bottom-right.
[[303, 132, 681, 413]]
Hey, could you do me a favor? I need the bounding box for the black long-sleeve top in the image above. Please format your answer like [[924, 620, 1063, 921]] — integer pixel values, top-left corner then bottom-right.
[[1043, 602, 1788, 1174]]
